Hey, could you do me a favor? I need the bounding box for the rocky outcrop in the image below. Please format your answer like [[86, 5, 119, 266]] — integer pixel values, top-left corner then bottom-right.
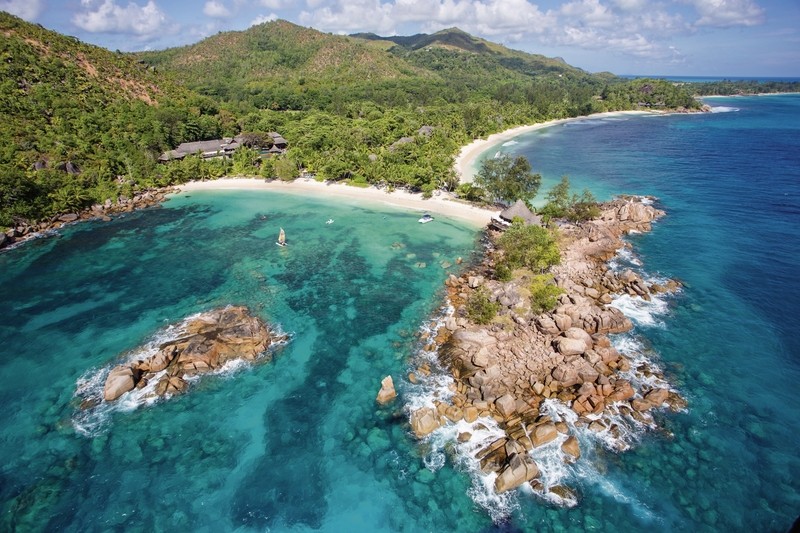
[[1, 187, 176, 251], [407, 196, 684, 500], [495, 452, 540, 493], [376, 375, 397, 404], [101, 306, 285, 403], [410, 407, 441, 438], [103, 366, 137, 402]]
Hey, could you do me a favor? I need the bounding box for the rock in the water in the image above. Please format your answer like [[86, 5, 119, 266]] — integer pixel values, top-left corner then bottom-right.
[[376, 375, 397, 404], [494, 452, 539, 493], [561, 435, 581, 460], [99, 306, 280, 403], [410, 407, 440, 438], [104, 366, 135, 401], [645, 388, 669, 405], [155, 376, 188, 396], [531, 423, 558, 447]]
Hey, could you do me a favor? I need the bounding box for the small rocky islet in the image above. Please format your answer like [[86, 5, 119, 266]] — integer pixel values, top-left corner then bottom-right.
[[90, 306, 287, 406], [406, 196, 686, 501]]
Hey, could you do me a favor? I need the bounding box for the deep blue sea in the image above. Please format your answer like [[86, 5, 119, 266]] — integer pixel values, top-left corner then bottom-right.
[[1, 95, 799, 532]]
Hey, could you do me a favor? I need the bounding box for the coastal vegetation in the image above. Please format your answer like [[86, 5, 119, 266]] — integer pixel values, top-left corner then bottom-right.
[[1, 13, 706, 230], [497, 220, 561, 274], [474, 155, 541, 206], [466, 286, 501, 325], [690, 79, 800, 96], [528, 274, 564, 314], [540, 176, 600, 222]]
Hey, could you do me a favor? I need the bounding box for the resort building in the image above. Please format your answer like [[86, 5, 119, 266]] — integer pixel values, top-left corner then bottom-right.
[[158, 132, 287, 162]]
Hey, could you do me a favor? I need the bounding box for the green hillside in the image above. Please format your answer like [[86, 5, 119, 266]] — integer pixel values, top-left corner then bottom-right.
[[139, 21, 607, 112], [137, 20, 430, 110], [0, 12, 230, 225]]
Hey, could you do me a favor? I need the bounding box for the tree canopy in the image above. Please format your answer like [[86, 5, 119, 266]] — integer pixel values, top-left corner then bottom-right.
[[474, 155, 541, 206], [540, 176, 600, 222], [497, 220, 560, 273]]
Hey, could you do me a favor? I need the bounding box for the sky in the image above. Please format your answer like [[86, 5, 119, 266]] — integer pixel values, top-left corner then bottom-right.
[[2, 0, 799, 76]]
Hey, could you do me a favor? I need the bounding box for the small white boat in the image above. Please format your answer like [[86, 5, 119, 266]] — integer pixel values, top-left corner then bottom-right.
[[418, 213, 434, 224], [276, 227, 287, 247], [326, 219, 334, 224]]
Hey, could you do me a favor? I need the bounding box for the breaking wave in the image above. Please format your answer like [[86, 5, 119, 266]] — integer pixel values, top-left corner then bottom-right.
[[710, 106, 739, 113]]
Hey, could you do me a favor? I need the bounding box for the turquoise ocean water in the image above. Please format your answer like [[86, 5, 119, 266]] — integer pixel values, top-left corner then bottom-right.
[[1, 95, 799, 531]]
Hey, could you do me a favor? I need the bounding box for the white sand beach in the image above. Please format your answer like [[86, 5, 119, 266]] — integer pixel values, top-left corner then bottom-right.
[[453, 111, 654, 183], [178, 178, 499, 228], [178, 111, 659, 228]]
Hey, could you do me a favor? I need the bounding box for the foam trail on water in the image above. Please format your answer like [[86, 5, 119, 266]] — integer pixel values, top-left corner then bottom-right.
[[609, 246, 643, 269], [710, 105, 739, 113], [572, 460, 660, 524]]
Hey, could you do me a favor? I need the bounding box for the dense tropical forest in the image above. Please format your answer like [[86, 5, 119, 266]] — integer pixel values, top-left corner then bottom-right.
[[0, 12, 710, 228]]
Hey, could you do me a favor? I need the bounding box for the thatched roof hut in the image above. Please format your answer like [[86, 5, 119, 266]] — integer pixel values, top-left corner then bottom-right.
[[498, 199, 542, 226]]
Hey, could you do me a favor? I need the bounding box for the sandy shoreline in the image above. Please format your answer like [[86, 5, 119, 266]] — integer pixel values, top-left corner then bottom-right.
[[176, 111, 665, 229], [453, 110, 654, 183], [178, 178, 499, 228]]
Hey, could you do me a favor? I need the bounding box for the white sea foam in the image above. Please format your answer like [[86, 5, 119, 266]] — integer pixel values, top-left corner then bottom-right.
[[710, 106, 739, 113], [501, 140, 518, 147], [572, 460, 659, 523], [610, 294, 669, 327], [609, 246, 642, 269], [2, 230, 61, 251]]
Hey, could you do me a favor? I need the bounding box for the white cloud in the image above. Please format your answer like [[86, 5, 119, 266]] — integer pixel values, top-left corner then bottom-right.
[[251, 13, 278, 26], [294, 0, 760, 64], [545, 0, 690, 59], [259, 0, 287, 8], [203, 0, 231, 18], [300, 0, 395, 33], [300, 0, 553, 37], [611, 0, 646, 11], [470, 0, 554, 35], [0, 0, 44, 20], [72, 0, 168, 36], [560, 0, 616, 29], [686, 0, 765, 27]]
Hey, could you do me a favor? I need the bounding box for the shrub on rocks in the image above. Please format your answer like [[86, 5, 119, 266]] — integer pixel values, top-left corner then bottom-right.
[[529, 274, 564, 314], [466, 287, 500, 325]]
